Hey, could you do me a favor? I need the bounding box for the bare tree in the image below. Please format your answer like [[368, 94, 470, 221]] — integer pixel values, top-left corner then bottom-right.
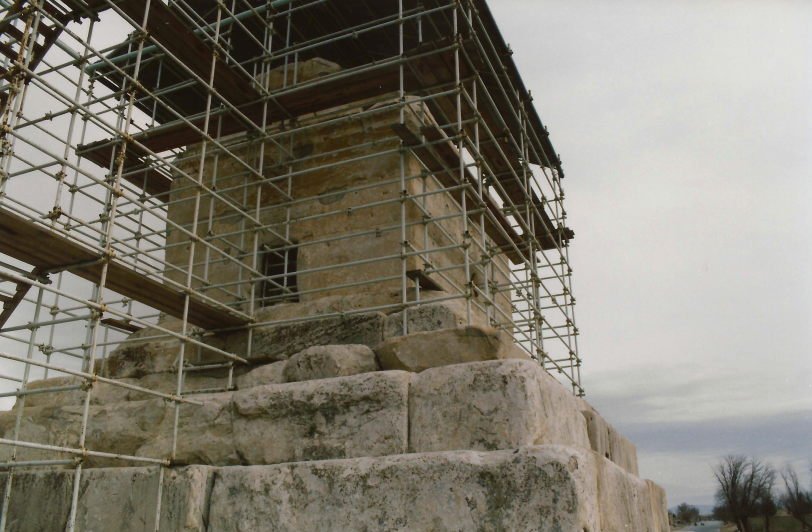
[[713, 455, 775, 532], [758, 489, 778, 532], [676, 502, 700, 524], [781, 466, 812, 531]]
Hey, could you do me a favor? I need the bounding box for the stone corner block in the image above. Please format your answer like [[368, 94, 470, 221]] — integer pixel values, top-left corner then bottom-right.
[[595, 455, 669, 532], [409, 359, 590, 454], [283, 344, 379, 383], [206, 445, 600, 532], [232, 370, 411, 465], [581, 408, 639, 475], [646, 478, 671, 531], [374, 325, 513, 372], [0, 465, 214, 532]]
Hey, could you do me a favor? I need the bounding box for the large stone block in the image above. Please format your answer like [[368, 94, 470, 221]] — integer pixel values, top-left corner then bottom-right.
[[410, 359, 590, 453], [140, 393, 239, 466], [646, 479, 671, 532], [1, 370, 414, 468], [19, 376, 124, 408], [595, 455, 668, 532], [374, 325, 517, 372], [384, 300, 471, 338], [582, 408, 640, 475], [235, 361, 287, 390], [18, 373, 229, 409], [0, 466, 212, 532], [0, 399, 171, 467], [232, 371, 410, 464], [206, 446, 600, 532], [282, 344, 378, 383], [102, 323, 183, 378], [225, 312, 385, 364]]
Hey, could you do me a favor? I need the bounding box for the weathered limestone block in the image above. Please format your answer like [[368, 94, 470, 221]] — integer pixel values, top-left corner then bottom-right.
[[232, 371, 410, 465], [582, 408, 639, 475], [19, 376, 125, 408], [206, 446, 600, 532], [384, 300, 471, 338], [224, 312, 385, 363], [374, 325, 517, 372], [19, 373, 229, 409], [282, 344, 378, 383], [1, 371, 412, 468], [0, 399, 170, 466], [0, 466, 212, 532], [235, 361, 287, 389], [596, 455, 669, 532], [646, 479, 671, 532], [410, 359, 590, 453], [139, 393, 239, 466], [101, 321, 184, 378]]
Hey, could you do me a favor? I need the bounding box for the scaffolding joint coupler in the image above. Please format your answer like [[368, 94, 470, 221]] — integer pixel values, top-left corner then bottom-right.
[[133, 29, 149, 44], [43, 206, 62, 221], [80, 376, 95, 392]]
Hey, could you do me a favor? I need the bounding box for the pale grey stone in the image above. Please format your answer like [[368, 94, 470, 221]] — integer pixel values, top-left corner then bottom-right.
[[646, 479, 672, 532], [410, 359, 590, 453], [0, 466, 212, 532], [0, 466, 74, 532], [374, 325, 515, 372], [610, 429, 640, 477], [0, 399, 171, 467], [101, 320, 185, 378], [596, 455, 665, 532], [384, 301, 470, 338], [206, 446, 600, 532], [139, 393, 239, 467], [0, 372, 410, 468], [583, 408, 639, 475], [17, 376, 93, 408], [19, 373, 229, 409], [224, 312, 385, 363], [232, 371, 410, 465], [282, 344, 378, 383], [235, 361, 287, 390]]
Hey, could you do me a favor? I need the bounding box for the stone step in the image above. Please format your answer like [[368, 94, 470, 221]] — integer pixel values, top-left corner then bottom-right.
[[101, 311, 389, 379], [100, 302, 498, 379], [17, 321, 520, 410], [16, 343, 380, 410], [0, 446, 669, 532], [0, 359, 639, 476], [0, 370, 411, 468]]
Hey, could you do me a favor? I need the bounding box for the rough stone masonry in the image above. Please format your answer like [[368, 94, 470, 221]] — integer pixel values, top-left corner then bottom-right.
[[0, 41, 668, 530], [0, 301, 669, 531]]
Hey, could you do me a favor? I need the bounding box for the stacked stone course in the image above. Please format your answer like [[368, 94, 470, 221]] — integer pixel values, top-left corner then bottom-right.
[[0, 302, 668, 531]]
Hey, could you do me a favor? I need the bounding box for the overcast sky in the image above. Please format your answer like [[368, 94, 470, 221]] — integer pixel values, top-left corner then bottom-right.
[[491, 0, 812, 506], [0, 0, 808, 511]]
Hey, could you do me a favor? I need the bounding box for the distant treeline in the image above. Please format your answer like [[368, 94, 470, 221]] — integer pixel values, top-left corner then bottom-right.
[[711, 456, 811, 532]]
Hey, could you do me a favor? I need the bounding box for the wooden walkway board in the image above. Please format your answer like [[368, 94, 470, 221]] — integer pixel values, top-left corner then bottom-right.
[[0, 208, 248, 330]]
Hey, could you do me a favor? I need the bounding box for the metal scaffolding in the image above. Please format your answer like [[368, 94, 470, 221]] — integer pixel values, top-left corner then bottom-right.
[[0, 0, 582, 528]]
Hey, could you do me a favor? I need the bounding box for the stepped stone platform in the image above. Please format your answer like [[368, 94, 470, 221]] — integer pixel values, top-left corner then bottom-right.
[[0, 303, 669, 531]]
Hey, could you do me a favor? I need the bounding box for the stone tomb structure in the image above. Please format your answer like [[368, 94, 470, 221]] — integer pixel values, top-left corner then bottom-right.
[[0, 62, 669, 529], [0, 0, 668, 530], [0, 313, 670, 530]]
